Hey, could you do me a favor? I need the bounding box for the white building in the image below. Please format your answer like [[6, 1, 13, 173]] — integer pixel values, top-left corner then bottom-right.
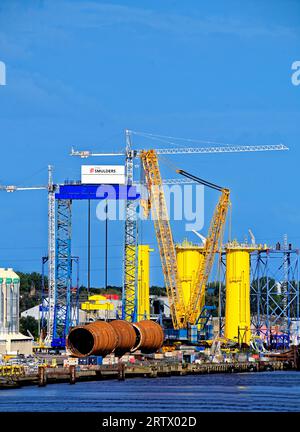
[[0, 268, 33, 355]]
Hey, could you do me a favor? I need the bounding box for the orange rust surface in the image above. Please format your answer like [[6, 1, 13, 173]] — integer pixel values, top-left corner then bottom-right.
[[132, 320, 164, 354], [110, 320, 136, 356]]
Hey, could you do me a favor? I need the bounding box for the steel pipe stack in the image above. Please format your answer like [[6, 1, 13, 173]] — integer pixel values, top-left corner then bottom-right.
[[66, 319, 164, 358]]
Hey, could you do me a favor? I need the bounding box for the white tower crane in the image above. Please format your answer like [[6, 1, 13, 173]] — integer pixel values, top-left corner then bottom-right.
[[0, 165, 56, 345], [248, 229, 256, 246], [46, 166, 56, 345]]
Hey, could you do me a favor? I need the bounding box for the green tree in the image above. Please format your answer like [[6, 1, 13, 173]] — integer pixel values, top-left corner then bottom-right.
[[150, 286, 167, 296], [19, 316, 39, 339], [17, 271, 46, 313]]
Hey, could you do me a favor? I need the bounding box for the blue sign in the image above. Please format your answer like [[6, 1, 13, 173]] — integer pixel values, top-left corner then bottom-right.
[[55, 184, 140, 200]]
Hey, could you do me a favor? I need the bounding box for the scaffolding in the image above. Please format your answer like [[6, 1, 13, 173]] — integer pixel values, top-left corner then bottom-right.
[[52, 199, 72, 347], [41, 254, 79, 343], [217, 246, 300, 348], [70, 256, 80, 328], [250, 247, 300, 346]]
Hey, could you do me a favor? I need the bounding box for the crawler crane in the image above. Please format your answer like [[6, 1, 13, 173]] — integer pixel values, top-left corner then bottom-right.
[[176, 170, 230, 327], [71, 130, 288, 323], [140, 151, 230, 330]]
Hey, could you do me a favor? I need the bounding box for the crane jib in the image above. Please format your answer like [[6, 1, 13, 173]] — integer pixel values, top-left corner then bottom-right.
[[176, 169, 228, 192]]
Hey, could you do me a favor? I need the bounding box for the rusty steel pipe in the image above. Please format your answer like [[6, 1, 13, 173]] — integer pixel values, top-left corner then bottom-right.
[[66, 321, 118, 358], [109, 319, 137, 356], [66, 319, 164, 358], [131, 320, 164, 354]]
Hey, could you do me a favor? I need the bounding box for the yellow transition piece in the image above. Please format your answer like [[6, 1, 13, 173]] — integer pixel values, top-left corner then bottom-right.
[[176, 240, 204, 309], [137, 245, 153, 321], [224, 243, 255, 345]]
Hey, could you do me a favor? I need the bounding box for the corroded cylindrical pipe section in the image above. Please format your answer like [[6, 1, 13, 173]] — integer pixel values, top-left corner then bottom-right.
[[67, 319, 164, 357], [109, 319, 137, 356], [132, 320, 164, 354], [66, 321, 118, 357]]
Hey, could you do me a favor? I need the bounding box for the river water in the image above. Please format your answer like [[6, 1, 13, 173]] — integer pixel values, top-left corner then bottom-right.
[[0, 371, 299, 412]]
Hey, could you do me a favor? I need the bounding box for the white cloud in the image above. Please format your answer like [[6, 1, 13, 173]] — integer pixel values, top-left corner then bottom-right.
[[1, 1, 297, 48]]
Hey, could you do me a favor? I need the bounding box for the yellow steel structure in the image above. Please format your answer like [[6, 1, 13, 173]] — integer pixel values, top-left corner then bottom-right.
[[0, 365, 25, 377], [81, 295, 114, 311], [224, 241, 254, 346], [124, 244, 136, 321], [137, 245, 153, 321], [184, 186, 230, 326], [140, 152, 230, 329], [175, 240, 204, 308], [140, 150, 186, 329]]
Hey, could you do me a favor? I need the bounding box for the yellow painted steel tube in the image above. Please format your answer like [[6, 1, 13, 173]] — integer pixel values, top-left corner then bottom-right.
[[224, 247, 251, 345], [176, 241, 204, 308], [137, 245, 152, 321], [124, 244, 136, 321]]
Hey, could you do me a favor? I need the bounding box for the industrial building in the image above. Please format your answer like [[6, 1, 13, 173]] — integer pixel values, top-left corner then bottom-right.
[[0, 268, 32, 355]]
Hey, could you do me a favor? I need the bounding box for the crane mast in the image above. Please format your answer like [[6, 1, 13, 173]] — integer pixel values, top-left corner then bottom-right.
[[0, 171, 56, 344], [122, 130, 138, 321], [46, 165, 56, 344], [140, 150, 186, 329]]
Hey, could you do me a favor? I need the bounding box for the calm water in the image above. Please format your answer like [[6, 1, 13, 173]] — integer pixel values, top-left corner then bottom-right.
[[0, 371, 300, 412]]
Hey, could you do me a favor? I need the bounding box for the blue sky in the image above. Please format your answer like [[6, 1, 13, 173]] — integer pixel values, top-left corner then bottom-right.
[[0, 0, 299, 288]]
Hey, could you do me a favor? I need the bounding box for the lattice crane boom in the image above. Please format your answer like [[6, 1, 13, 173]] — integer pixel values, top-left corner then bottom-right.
[[0, 185, 47, 191], [149, 144, 288, 155], [140, 150, 186, 329], [71, 143, 288, 158]]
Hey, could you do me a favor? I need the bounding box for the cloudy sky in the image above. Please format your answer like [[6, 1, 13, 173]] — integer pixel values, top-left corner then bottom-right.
[[0, 0, 299, 287]]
